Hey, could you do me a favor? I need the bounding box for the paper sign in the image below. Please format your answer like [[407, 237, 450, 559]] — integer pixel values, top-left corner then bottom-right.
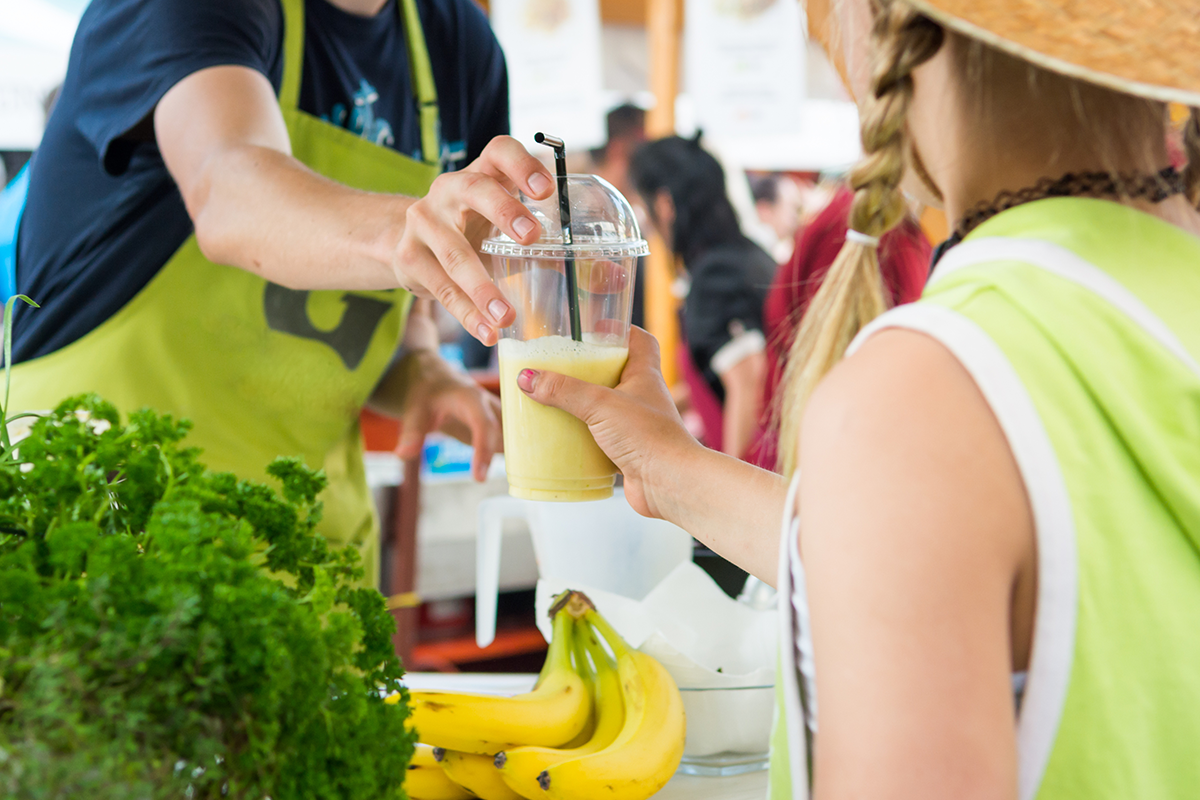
[[491, 0, 607, 150], [685, 0, 806, 138]]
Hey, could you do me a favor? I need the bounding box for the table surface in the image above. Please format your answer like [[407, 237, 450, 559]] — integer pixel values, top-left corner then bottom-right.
[[403, 673, 768, 800], [659, 770, 767, 800]]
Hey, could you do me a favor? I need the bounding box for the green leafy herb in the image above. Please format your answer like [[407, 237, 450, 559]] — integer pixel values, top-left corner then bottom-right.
[[0, 305, 415, 798]]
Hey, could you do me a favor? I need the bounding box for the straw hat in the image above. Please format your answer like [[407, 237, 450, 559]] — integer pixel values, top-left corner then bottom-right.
[[904, 0, 1200, 107]]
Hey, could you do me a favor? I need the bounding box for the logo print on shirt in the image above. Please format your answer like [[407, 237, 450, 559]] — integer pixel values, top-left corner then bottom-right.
[[263, 284, 392, 371], [323, 80, 395, 147]]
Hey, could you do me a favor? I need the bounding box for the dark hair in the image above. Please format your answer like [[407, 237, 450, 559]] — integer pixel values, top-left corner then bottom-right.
[[629, 135, 749, 267], [590, 103, 646, 163], [749, 173, 781, 205]]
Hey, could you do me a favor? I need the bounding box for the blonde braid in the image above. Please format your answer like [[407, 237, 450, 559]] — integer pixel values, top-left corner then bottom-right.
[[1183, 108, 1200, 208], [778, 0, 943, 475]]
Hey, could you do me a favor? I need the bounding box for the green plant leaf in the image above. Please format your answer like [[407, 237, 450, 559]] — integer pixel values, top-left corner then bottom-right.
[[1, 294, 38, 459]]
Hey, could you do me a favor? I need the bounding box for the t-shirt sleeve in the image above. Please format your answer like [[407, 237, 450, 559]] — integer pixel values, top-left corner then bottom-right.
[[457, 0, 509, 160], [686, 257, 769, 376], [71, 0, 282, 176]]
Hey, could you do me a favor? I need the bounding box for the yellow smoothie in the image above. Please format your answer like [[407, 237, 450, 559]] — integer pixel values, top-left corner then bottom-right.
[[498, 335, 629, 502]]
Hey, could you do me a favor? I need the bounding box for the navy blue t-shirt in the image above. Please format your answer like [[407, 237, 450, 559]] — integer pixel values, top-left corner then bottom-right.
[[14, 0, 508, 362]]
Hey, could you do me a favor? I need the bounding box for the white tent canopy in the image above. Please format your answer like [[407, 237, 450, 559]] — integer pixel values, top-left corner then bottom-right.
[[0, 0, 82, 150]]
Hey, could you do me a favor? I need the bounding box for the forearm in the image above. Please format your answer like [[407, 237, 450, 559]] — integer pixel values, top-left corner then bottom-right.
[[189, 144, 409, 290], [650, 441, 786, 585]]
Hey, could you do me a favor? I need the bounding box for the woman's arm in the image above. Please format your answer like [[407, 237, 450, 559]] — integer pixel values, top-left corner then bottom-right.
[[717, 349, 767, 459], [517, 328, 787, 584], [798, 328, 1035, 800]]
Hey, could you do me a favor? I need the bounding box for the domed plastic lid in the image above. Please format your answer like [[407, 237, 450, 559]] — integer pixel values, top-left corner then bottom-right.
[[481, 174, 651, 260]]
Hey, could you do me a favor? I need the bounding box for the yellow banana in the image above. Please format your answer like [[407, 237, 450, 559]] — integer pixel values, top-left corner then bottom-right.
[[407, 603, 590, 754], [405, 744, 474, 800], [496, 621, 627, 799], [537, 608, 685, 800], [436, 749, 525, 800]]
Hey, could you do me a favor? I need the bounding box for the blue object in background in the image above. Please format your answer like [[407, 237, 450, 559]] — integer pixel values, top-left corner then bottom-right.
[[438, 342, 465, 370], [419, 343, 476, 480], [0, 165, 31, 302], [422, 434, 475, 480]]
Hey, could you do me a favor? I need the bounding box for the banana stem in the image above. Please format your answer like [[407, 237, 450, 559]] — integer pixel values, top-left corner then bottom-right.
[[584, 609, 630, 661], [571, 619, 596, 683], [547, 605, 576, 674], [580, 624, 617, 675]]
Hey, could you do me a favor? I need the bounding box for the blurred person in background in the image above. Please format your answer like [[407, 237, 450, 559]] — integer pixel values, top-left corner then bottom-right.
[[0, 84, 63, 304], [629, 134, 775, 461], [748, 185, 931, 469], [750, 172, 806, 263], [591, 103, 648, 331], [589, 103, 646, 202]]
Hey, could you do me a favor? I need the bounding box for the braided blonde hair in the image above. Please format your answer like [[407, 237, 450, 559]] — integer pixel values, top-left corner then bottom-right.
[[778, 0, 943, 475]]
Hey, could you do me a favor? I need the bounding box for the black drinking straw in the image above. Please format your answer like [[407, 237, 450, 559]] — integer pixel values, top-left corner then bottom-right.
[[534, 132, 583, 342]]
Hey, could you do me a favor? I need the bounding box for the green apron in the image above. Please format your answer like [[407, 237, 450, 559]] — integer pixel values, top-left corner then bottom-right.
[[9, 0, 443, 587]]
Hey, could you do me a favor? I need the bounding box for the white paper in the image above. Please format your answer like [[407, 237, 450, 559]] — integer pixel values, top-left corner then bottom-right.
[[536, 561, 776, 689], [491, 0, 606, 150], [685, 0, 806, 139]]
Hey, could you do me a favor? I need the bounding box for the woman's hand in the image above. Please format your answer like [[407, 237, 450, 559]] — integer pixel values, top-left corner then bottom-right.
[[393, 136, 556, 346], [370, 349, 503, 482], [513, 327, 699, 518]]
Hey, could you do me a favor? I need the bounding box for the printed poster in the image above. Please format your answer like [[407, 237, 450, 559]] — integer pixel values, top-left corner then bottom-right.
[[685, 0, 806, 138], [491, 0, 607, 151]]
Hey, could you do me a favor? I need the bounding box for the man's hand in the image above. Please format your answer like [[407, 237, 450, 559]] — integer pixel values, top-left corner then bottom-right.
[[370, 349, 502, 482], [155, 66, 555, 344], [394, 136, 556, 346]]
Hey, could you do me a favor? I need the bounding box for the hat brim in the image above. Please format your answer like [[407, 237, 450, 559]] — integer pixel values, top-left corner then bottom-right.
[[905, 0, 1200, 107]]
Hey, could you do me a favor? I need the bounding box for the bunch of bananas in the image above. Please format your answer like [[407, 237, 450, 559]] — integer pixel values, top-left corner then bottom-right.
[[397, 591, 686, 800]]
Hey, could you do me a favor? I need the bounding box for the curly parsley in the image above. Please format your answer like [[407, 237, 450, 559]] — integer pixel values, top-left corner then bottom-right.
[[0, 295, 415, 799]]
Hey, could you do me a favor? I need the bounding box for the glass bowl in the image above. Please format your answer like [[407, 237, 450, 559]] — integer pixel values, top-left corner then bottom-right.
[[677, 683, 775, 777]]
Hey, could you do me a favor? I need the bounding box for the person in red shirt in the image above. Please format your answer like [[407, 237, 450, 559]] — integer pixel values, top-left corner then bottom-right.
[[748, 187, 931, 470]]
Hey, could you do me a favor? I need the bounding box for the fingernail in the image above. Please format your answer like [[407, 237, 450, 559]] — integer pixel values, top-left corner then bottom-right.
[[477, 323, 493, 342], [513, 217, 536, 239], [528, 173, 552, 196], [517, 369, 538, 392], [488, 299, 510, 323]]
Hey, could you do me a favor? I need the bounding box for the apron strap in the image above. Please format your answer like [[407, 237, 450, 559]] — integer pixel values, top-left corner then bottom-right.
[[278, 0, 442, 168], [398, 0, 442, 167], [279, 0, 306, 112]]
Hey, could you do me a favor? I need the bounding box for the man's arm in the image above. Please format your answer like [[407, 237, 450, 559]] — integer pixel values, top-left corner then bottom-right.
[[155, 65, 554, 345]]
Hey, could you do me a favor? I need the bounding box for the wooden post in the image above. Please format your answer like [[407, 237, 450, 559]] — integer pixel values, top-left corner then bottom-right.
[[645, 0, 682, 385]]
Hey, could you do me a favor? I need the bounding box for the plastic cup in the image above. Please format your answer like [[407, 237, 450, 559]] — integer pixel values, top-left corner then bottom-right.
[[482, 175, 650, 502]]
